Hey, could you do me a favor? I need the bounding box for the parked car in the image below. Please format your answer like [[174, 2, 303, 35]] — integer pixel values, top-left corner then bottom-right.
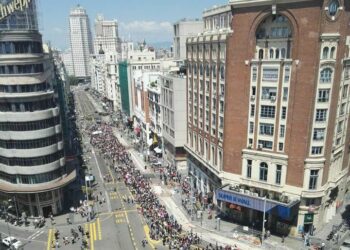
[[340, 238, 350, 250], [2, 236, 23, 249]]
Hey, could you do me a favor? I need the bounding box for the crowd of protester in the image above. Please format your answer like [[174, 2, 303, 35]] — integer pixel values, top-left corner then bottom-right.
[[76, 91, 240, 249]]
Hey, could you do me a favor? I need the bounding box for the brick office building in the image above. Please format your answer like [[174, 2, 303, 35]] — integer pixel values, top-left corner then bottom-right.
[[187, 0, 350, 236]]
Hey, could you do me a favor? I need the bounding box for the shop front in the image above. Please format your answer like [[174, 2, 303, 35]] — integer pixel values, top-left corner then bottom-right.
[[217, 185, 300, 236], [187, 153, 221, 207]]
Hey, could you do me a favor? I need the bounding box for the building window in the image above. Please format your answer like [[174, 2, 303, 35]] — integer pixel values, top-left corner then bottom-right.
[[315, 109, 327, 122], [318, 89, 330, 102], [337, 120, 343, 133], [320, 68, 333, 83], [259, 162, 268, 181], [260, 105, 275, 118], [205, 64, 210, 77], [249, 122, 254, 133], [281, 107, 287, 119], [247, 159, 252, 178], [252, 86, 256, 96], [279, 143, 284, 151], [283, 87, 288, 101], [340, 103, 346, 115], [248, 138, 253, 145], [276, 165, 282, 185], [281, 48, 286, 59], [280, 125, 285, 137], [250, 104, 255, 117], [269, 49, 274, 59], [311, 146, 323, 155], [313, 128, 325, 141], [259, 49, 264, 59], [284, 67, 290, 83], [212, 64, 217, 78], [276, 49, 280, 59], [261, 87, 277, 100], [259, 123, 274, 136], [322, 47, 329, 59], [262, 68, 279, 82], [342, 85, 348, 99], [309, 170, 319, 190], [258, 140, 273, 149], [200, 64, 203, 76], [220, 65, 225, 80], [330, 47, 336, 59], [252, 67, 257, 82]]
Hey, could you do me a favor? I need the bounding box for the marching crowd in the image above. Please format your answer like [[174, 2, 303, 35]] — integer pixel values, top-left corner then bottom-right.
[[86, 121, 239, 250]]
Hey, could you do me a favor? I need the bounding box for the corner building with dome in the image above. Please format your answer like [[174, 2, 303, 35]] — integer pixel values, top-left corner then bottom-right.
[[0, 0, 76, 217]]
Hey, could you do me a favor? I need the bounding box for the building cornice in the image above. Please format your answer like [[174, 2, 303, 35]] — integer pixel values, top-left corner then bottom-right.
[[229, 0, 312, 8]]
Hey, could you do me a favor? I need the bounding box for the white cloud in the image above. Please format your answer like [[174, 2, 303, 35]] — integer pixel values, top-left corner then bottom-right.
[[120, 20, 172, 33], [119, 20, 172, 42]]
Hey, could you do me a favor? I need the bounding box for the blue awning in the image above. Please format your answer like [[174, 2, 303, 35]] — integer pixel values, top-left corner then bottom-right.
[[216, 186, 299, 219]]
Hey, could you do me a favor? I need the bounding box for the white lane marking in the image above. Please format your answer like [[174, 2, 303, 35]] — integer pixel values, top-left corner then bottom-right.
[[28, 230, 44, 239], [91, 148, 112, 212]]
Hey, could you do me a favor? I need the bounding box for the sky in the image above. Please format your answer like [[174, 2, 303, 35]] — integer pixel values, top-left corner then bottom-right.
[[38, 0, 228, 50]]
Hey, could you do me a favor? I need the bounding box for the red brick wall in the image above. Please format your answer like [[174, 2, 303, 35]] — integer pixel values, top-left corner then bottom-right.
[[223, 1, 329, 187]]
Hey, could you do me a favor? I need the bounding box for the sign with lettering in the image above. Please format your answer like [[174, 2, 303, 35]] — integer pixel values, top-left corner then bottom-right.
[[0, 0, 32, 21], [216, 190, 277, 212]]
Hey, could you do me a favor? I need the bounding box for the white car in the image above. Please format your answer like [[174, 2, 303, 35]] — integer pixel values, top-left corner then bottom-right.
[[2, 236, 23, 249]]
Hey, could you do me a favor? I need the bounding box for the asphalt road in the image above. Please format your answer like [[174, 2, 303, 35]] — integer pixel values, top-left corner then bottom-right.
[[0, 88, 163, 250]]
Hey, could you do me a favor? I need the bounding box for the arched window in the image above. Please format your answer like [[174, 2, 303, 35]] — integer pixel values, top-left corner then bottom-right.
[[259, 49, 264, 59], [322, 47, 329, 59], [200, 64, 203, 76], [193, 64, 197, 74], [281, 48, 286, 59], [320, 68, 333, 83], [259, 162, 268, 181], [220, 65, 225, 80], [269, 49, 274, 59], [330, 47, 336, 59], [212, 64, 217, 78], [206, 64, 210, 77], [275, 49, 280, 59]]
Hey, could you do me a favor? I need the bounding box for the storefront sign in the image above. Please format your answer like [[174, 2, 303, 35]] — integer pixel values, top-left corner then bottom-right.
[[304, 213, 314, 224], [217, 190, 276, 212], [0, 0, 31, 21], [217, 191, 251, 206]]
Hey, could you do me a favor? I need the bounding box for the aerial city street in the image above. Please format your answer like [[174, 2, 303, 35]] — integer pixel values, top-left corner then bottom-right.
[[0, 0, 350, 249]]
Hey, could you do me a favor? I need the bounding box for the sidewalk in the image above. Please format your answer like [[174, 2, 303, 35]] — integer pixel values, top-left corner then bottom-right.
[[87, 91, 303, 249], [112, 127, 259, 249]]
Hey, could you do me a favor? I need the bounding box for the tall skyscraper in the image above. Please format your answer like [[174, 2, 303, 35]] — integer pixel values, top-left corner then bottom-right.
[[186, 0, 350, 236], [69, 5, 93, 80], [93, 15, 120, 54], [0, 0, 76, 217]]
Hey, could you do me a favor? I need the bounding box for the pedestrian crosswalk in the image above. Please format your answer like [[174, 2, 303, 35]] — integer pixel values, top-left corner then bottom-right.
[[28, 230, 44, 240], [115, 212, 126, 223], [46, 219, 102, 250], [109, 191, 118, 200]]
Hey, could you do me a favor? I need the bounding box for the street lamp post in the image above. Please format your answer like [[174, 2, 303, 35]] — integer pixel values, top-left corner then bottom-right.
[[261, 196, 267, 245]]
